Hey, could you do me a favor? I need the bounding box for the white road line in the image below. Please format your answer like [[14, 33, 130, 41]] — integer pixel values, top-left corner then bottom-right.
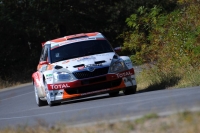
[[72, 106, 200, 128], [0, 83, 32, 93], [0, 91, 197, 120], [0, 91, 34, 102]]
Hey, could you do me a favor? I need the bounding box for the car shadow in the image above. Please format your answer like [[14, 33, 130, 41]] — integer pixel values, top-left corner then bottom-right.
[[60, 93, 125, 106], [54, 75, 180, 107], [137, 76, 181, 93], [54, 76, 181, 106]]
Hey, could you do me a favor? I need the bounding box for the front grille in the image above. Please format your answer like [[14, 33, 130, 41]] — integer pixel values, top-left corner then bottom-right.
[[73, 67, 109, 79], [81, 76, 107, 85], [65, 78, 122, 95]]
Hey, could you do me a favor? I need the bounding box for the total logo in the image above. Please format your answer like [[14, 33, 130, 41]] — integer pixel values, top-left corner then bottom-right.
[[49, 83, 70, 90], [116, 71, 133, 78]]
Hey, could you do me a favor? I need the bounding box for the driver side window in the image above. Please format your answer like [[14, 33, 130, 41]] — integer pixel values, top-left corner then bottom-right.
[[39, 46, 48, 62]]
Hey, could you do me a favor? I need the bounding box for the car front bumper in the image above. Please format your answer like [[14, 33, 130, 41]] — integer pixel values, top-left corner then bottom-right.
[[46, 68, 137, 102]]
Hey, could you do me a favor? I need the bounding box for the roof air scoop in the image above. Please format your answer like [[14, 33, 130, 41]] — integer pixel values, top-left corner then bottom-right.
[[66, 33, 88, 40]]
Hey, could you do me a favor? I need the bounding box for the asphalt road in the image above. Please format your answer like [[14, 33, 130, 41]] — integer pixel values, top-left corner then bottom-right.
[[0, 85, 200, 129]]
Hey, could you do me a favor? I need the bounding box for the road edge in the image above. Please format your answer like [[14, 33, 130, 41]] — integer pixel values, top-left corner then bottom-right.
[[0, 82, 32, 93], [72, 106, 200, 128]]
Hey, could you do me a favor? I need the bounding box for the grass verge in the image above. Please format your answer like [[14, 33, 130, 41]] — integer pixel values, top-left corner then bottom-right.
[[0, 111, 200, 133], [0, 78, 31, 90], [0, 72, 32, 90], [0, 80, 20, 90], [136, 64, 200, 92]]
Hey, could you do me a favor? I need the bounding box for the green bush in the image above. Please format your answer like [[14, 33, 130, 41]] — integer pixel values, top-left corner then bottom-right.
[[122, 1, 200, 89]]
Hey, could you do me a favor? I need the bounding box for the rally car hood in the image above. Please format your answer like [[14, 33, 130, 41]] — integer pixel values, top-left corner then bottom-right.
[[51, 52, 116, 72]]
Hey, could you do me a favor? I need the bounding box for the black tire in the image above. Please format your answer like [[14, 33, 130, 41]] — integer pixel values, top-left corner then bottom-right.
[[34, 84, 47, 107], [123, 86, 137, 95], [109, 91, 120, 97]]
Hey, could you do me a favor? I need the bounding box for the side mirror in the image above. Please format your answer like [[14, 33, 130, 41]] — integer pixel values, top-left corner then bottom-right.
[[114, 47, 122, 53], [39, 61, 49, 65]]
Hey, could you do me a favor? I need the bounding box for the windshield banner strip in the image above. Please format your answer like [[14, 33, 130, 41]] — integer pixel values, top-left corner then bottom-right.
[[50, 37, 105, 49]]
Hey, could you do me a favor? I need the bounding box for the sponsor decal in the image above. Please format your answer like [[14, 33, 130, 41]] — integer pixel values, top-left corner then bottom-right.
[[51, 91, 63, 96], [62, 60, 70, 64], [85, 64, 102, 67], [77, 56, 96, 62], [70, 56, 95, 62], [46, 77, 53, 81], [55, 92, 63, 96], [59, 38, 96, 46], [124, 59, 132, 63], [46, 74, 53, 77], [124, 59, 132, 66], [116, 71, 133, 78], [77, 64, 102, 70], [49, 83, 70, 90]]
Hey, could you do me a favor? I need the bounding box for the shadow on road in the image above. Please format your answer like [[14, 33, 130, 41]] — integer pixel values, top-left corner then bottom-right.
[[137, 76, 181, 93], [60, 94, 124, 106], [53, 76, 181, 106]]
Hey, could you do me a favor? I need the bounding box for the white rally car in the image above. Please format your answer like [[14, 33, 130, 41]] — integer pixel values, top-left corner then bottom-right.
[[32, 32, 137, 106]]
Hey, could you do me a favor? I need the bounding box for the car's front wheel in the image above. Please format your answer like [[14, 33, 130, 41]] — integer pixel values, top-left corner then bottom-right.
[[123, 86, 137, 95], [34, 84, 47, 107]]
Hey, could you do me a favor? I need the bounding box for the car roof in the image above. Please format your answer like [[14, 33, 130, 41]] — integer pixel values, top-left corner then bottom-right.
[[42, 32, 106, 49]]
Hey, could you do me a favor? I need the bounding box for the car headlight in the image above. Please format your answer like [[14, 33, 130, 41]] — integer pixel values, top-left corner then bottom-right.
[[110, 61, 125, 73], [53, 72, 73, 82]]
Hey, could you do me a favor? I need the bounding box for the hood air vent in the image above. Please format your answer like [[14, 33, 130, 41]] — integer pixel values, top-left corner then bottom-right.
[[73, 64, 85, 68], [95, 60, 106, 64], [55, 65, 63, 69]]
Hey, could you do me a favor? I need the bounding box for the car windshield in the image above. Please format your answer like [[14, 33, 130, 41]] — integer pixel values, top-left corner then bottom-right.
[[50, 40, 113, 63]]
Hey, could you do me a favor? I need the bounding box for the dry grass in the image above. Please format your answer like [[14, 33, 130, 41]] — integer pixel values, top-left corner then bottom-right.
[[0, 78, 22, 90], [0, 75, 32, 90], [0, 111, 199, 133], [0, 68, 33, 90], [136, 65, 200, 92]]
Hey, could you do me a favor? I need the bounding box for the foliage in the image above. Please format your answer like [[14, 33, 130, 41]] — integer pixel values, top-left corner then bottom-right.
[[0, 111, 200, 133], [135, 113, 159, 124], [0, 0, 178, 84], [121, 5, 164, 64], [122, 0, 200, 89], [136, 66, 200, 91]]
